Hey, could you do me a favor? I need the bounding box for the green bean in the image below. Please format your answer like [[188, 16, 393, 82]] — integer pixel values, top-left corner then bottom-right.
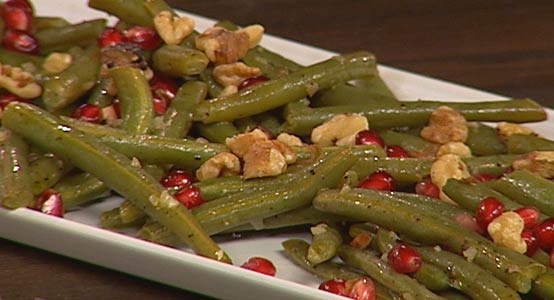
[[0, 129, 34, 209], [338, 245, 446, 300], [311, 76, 397, 107], [233, 117, 258, 133], [242, 46, 302, 79], [142, 0, 174, 16], [313, 188, 545, 293], [152, 45, 209, 77], [2, 102, 230, 263], [436, 290, 471, 300], [465, 122, 507, 156], [532, 270, 554, 300], [88, 0, 153, 26], [53, 172, 111, 210], [138, 218, 179, 245], [42, 46, 101, 111], [28, 154, 69, 195], [350, 157, 432, 185], [463, 154, 519, 176], [87, 78, 114, 108], [252, 112, 282, 136], [199, 67, 223, 98], [193, 51, 377, 123], [36, 19, 106, 53], [194, 122, 240, 144], [214, 20, 238, 31], [490, 170, 554, 216], [378, 129, 438, 157], [283, 98, 546, 136], [0, 48, 43, 68], [307, 223, 343, 265], [110, 66, 154, 134], [390, 191, 468, 219], [33, 16, 71, 31], [100, 205, 146, 229], [506, 134, 554, 154]]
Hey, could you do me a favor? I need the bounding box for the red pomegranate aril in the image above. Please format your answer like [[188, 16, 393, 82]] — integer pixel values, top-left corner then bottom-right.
[[35, 189, 63, 218], [387, 243, 422, 274], [71, 103, 101, 123], [1, 0, 33, 31], [534, 218, 554, 251], [160, 169, 193, 189], [475, 197, 505, 230], [240, 257, 276, 276], [173, 186, 204, 209], [97, 27, 124, 48], [2, 29, 39, 54], [238, 75, 270, 90], [385, 145, 410, 158], [124, 26, 161, 50], [346, 276, 376, 300], [150, 74, 178, 99], [0, 92, 26, 108], [473, 173, 497, 182], [152, 96, 168, 115], [521, 230, 539, 256], [319, 278, 347, 296], [358, 171, 395, 191], [454, 212, 484, 234], [414, 177, 440, 199], [355, 130, 385, 148], [514, 206, 540, 230]]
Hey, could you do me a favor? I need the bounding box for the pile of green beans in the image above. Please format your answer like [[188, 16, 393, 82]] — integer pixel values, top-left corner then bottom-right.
[[1, 1, 554, 299]]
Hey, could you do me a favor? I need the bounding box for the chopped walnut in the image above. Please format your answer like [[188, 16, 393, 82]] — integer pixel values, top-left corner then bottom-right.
[[225, 129, 269, 158], [487, 211, 527, 254], [497, 122, 535, 138], [195, 27, 250, 65], [236, 24, 264, 48], [243, 140, 287, 179], [154, 11, 195, 45], [311, 114, 368, 146], [436, 142, 472, 158], [212, 62, 261, 87], [512, 151, 554, 178], [0, 63, 41, 99], [219, 85, 238, 97], [42, 52, 72, 74], [430, 154, 470, 203], [270, 140, 296, 164], [420, 106, 468, 144], [195, 152, 241, 181], [276, 133, 303, 147]]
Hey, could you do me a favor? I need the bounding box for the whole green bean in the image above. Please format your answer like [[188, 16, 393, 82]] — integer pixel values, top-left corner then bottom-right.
[[242, 46, 302, 79], [463, 154, 518, 176], [33, 16, 71, 30], [193, 51, 377, 123], [2, 102, 230, 263], [378, 129, 438, 157], [310, 76, 397, 107], [506, 134, 554, 154], [194, 122, 240, 144], [152, 45, 209, 77], [36, 19, 106, 53], [465, 122, 507, 156], [199, 67, 223, 98], [0, 129, 34, 209], [88, 0, 153, 26], [53, 172, 111, 210], [0, 48, 43, 68]]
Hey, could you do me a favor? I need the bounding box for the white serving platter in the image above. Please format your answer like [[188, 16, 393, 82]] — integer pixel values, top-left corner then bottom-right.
[[1, 1, 552, 300]]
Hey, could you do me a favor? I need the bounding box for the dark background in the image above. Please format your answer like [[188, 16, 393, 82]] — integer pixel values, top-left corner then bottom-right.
[[1, 1, 553, 299]]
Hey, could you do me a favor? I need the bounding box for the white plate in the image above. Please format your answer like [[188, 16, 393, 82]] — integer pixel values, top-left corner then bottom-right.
[[1, 1, 553, 300]]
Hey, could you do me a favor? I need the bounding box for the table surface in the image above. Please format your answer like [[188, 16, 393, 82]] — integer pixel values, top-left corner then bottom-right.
[[1, 1, 553, 299]]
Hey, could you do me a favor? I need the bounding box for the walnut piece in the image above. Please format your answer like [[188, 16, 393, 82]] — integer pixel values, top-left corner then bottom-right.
[[512, 151, 554, 178], [236, 24, 264, 48], [219, 85, 238, 97], [430, 154, 470, 203], [195, 27, 250, 65], [0, 63, 41, 99], [497, 122, 534, 138], [487, 211, 527, 254], [311, 114, 368, 146], [436, 142, 472, 158], [420, 106, 468, 144], [212, 62, 261, 87], [225, 128, 269, 158], [243, 140, 287, 179], [42, 52, 72, 74], [154, 11, 195, 45], [276, 133, 303, 147], [195, 152, 241, 181]]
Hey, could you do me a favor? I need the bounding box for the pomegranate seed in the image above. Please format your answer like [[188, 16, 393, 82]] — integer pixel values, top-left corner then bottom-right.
[[124, 26, 161, 50], [238, 75, 270, 90], [319, 278, 347, 296], [152, 96, 168, 115], [0, 92, 27, 108], [173, 186, 204, 209], [385, 145, 410, 158], [454, 212, 484, 234], [355, 130, 385, 148], [150, 74, 178, 98], [473, 173, 497, 182], [1, 0, 33, 31], [240, 257, 276, 276], [387, 243, 422, 274], [35, 189, 63, 217], [521, 230, 539, 256], [358, 171, 395, 191], [2, 29, 39, 54], [97, 27, 124, 48], [345, 276, 376, 300], [414, 177, 440, 199], [534, 218, 554, 251], [160, 169, 193, 190], [475, 197, 505, 230], [514, 206, 540, 230], [71, 103, 101, 123]]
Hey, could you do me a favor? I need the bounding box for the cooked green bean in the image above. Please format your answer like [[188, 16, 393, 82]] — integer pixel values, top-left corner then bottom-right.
[[506, 134, 554, 154], [378, 129, 438, 157], [242, 46, 302, 79], [28, 154, 69, 195], [87, 78, 114, 108], [307, 223, 343, 265], [193, 51, 377, 123], [465, 122, 507, 156], [199, 67, 223, 98], [152, 45, 209, 77], [36, 19, 106, 53], [463, 154, 519, 176], [54, 172, 111, 210], [33, 16, 71, 30], [194, 122, 240, 144], [311, 76, 397, 107], [0, 129, 34, 209], [2, 102, 230, 263], [88, 0, 153, 26], [0, 48, 44, 67]]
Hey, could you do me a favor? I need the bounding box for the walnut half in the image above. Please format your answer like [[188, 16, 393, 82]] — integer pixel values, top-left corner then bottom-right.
[[212, 62, 261, 87], [195, 152, 241, 181], [420, 106, 468, 144], [154, 11, 195, 45], [311, 113, 368, 146], [0, 63, 41, 99], [195, 27, 250, 65]]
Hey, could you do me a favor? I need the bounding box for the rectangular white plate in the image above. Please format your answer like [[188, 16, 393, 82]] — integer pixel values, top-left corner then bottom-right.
[[1, 1, 553, 300]]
